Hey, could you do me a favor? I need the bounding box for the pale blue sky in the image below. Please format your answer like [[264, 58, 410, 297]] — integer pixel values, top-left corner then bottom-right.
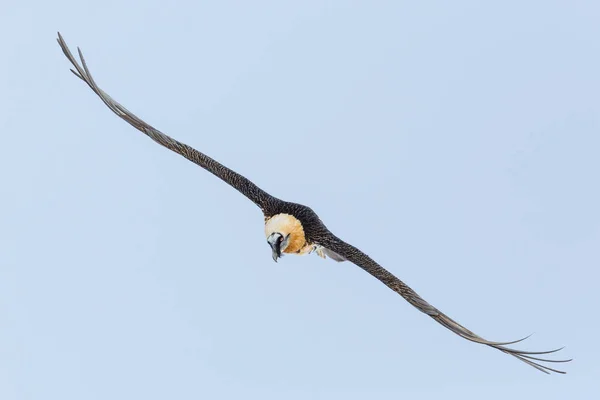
[[1, 1, 598, 399]]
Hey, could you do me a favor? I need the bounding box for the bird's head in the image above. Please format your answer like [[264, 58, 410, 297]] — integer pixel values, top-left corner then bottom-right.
[[264, 213, 306, 262], [266, 232, 291, 262]]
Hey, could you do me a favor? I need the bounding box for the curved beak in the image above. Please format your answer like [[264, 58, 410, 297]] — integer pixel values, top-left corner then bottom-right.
[[267, 233, 283, 262]]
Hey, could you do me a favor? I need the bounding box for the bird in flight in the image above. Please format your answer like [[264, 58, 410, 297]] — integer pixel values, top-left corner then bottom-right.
[[57, 33, 571, 374]]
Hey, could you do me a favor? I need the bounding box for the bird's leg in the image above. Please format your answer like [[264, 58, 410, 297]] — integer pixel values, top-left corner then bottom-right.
[[315, 246, 327, 259], [297, 243, 317, 256]]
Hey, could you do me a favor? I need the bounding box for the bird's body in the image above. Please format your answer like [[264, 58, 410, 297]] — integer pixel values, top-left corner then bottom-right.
[[57, 33, 571, 374]]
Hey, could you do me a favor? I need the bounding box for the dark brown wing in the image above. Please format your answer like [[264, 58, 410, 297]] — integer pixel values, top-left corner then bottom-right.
[[322, 237, 571, 374], [57, 33, 277, 211]]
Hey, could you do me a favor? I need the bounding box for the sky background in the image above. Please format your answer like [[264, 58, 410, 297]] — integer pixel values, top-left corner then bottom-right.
[[1, 1, 599, 399]]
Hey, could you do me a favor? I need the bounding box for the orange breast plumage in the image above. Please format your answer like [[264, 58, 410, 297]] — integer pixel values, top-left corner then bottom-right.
[[264, 213, 307, 253]]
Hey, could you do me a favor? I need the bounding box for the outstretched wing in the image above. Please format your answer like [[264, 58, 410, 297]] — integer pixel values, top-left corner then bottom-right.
[[57, 33, 276, 211], [322, 237, 571, 374]]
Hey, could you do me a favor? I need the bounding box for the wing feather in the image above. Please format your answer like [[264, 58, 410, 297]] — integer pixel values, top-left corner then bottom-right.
[[57, 33, 276, 211], [323, 238, 571, 374]]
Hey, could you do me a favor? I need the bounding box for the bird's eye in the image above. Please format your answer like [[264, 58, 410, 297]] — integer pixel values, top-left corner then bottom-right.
[[278, 235, 283, 242]]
